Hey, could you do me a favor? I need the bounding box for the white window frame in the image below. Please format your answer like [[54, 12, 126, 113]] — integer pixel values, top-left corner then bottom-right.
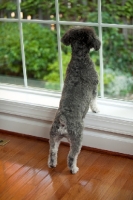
[[0, 0, 133, 155]]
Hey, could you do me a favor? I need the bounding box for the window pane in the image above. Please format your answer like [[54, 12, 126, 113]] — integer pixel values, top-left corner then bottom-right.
[[102, 0, 133, 25], [0, 0, 18, 18], [0, 22, 24, 85], [20, 0, 56, 20], [23, 23, 60, 91], [59, 0, 98, 22], [103, 27, 133, 101], [60, 25, 100, 96]]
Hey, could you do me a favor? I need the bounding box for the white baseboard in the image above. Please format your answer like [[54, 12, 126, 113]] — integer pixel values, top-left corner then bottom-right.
[[1, 112, 133, 155]]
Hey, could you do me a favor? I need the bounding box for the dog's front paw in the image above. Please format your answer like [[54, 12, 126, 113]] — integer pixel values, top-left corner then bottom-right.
[[90, 99, 100, 113], [92, 106, 100, 113], [70, 166, 79, 174]]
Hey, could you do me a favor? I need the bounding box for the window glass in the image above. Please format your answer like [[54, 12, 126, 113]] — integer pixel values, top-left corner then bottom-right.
[[102, 0, 133, 25], [59, 0, 98, 22], [0, 22, 24, 85], [0, 0, 18, 18], [20, 0, 56, 20], [23, 23, 60, 91], [0, 0, 133, 102], [103, 27, 133, 101]]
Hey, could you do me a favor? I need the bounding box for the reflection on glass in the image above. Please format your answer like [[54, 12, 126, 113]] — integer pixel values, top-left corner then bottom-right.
[[0, 0, 18, 18], [60, 25, 100, 96], [0, 22, 24, 85], [102, 0, 133, 24], [20, 0, 56, 20], [59, 0, 98, 22], [23, 23, 60, 91], [103, 28, 133, 101]]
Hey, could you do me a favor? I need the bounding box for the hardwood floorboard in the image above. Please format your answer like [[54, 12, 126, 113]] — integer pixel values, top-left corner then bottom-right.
[[0, 137, 43, 178], [49, 152, 100, 200], [0, 141, 48, 199], [0, 135, 33, 183], [0, 131, 133, 200], [27, 151, 99, 200], [24, 146, 70, 200]]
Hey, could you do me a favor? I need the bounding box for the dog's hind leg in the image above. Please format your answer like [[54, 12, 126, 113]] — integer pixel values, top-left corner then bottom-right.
[[48, 115, 67, 168], [68, 138, 82, 174], [48, 135, 61, 168], [67, 123, 83, 174]]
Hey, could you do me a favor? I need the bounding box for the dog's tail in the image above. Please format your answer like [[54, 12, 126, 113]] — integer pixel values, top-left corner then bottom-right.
[[58, 115, 67, 135], [59, 115, 67, 126]]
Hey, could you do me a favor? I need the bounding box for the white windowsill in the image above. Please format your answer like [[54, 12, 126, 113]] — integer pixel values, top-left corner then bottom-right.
[[0, 84, 133, 134], [0, 84, 133, 155], [0, 84, 133, 119]]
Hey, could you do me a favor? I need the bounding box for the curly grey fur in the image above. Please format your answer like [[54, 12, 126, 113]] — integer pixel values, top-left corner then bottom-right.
[[48, 26, 101, 174]]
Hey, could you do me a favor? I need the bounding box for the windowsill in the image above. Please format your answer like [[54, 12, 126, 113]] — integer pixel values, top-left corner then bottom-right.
[[0, 84, 133, 119], [0, 84, 133, 137]]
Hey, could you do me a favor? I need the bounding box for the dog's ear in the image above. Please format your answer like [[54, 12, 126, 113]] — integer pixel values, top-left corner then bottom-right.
[[92, 37, 101, 51], [61, 31, 71, 46], [83, 27, 101, 51]]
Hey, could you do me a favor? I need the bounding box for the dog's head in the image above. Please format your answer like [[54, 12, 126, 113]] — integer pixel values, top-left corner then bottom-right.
[[61, 27, 101, 53]]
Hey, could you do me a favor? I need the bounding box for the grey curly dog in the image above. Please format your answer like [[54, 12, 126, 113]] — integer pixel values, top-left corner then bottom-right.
[[48, 26, 101, 174]]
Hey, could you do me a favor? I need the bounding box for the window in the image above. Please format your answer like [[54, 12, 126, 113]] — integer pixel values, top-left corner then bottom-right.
[[0, 0, 133, 101]]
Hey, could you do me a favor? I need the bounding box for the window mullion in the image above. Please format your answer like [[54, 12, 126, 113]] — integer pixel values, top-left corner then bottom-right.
[[17, 0, 28, 87], [98, 0, 104, 98], [55, 0, 64, 91]]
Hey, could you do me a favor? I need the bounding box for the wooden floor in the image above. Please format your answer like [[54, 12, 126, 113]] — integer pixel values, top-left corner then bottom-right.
[[0, 132, 133, 200]]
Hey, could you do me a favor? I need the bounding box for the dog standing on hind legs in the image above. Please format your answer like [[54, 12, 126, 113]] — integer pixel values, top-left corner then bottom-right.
[[48, 26, 101, 174]]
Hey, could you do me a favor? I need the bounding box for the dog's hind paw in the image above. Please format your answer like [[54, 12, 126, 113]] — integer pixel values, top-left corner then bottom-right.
[[70, 167, 79, 174], [48, 159, 57, 168], [48, 164, 56, 168], [48, 163, 57, 168]]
